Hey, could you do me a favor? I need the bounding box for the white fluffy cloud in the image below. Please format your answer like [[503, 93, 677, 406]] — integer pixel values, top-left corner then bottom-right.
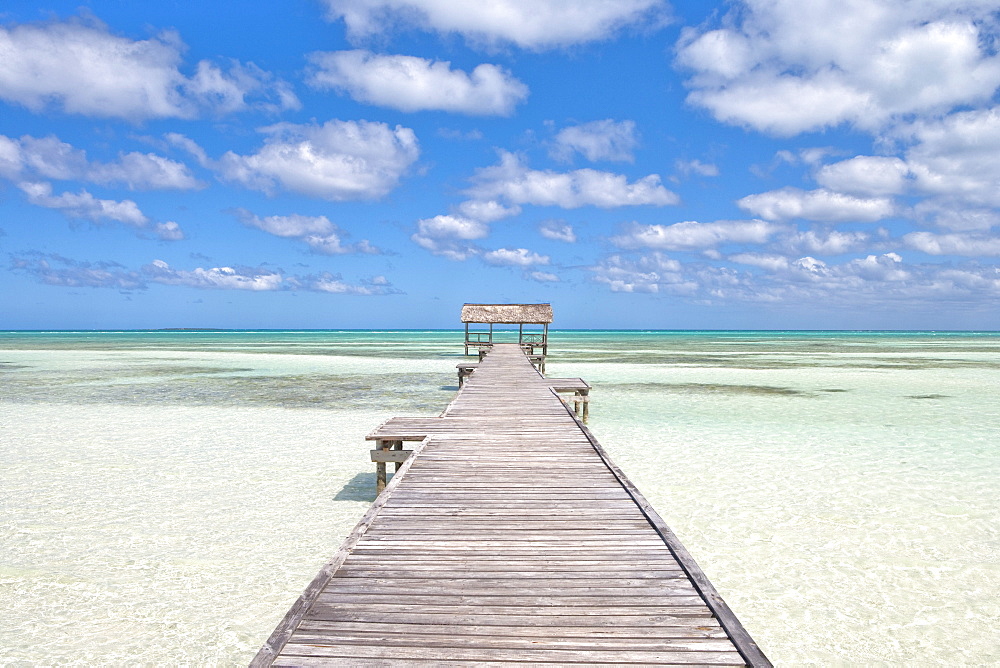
[[778, 229, 874, 255], [17, 181, 183, 240], [154, 222, 184, 241], [676, 1, 1000, 135], [11, 254, 145, 289], [467, 151, 677, 209], [587, 249, 1000, 305], [815, 156, 910, 197], [411, 214, 489, 260], [903, 231, 1000, 257], [13, 253, 397, 294], [322, 0, 667, 50], [309, 273, 398, 295], [144, 260, 285, 291], [738, 187, 895, 223], [676, 159, 719, 177], [308, 50, 527, 115], [805, 106, 1000, 230], [539, 220, 577, 243], [814, 108, 1000, 209], [0, 19, 298, 121], [613, 220, 783, 250], [456, 199, 521, 223], [414, 214, 488, 241], [913, 202, 1000, 232], [19, 181, 148, 226], [590, 253, 689, 294], [219, 120, 419, 200], [551, 119, 638, 162], [899, 107, 1000, 207], [0, 134, 201, 190], [233, 209, 380, 254], [482, 247, 550, 267]]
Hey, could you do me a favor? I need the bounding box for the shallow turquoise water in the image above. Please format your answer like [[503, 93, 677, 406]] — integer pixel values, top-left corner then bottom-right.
[[1, 330, 998, 664]]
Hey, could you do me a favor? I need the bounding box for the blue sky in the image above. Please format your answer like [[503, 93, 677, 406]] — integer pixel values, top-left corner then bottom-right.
[[3, 0, 1000, 329]]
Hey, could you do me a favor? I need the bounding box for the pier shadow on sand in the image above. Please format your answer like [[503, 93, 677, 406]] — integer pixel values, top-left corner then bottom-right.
[[332, 472, 382, 502]]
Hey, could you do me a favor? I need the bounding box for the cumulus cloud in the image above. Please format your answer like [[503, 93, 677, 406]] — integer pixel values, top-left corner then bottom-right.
[[307, 273, 400, 295], [613, 219, 783, 250], [15, 180, 184, 241], [143, 259, 285, 291], [143, 262, 398, 294], [10, 253, 145, 289], [815, 156, 910, 197], [482, 247, 550, 267], [19, 181, 148, 226], [467, 151, 678, 209], [676, 158, 719, 177], [307, 50, 527, 115], [154, 221, 185, 241], [913, 201, 1000, 232], [539, 220, 577, 243], [551, 119, 638, 162], [456, 199, 521, 223], [414, 214, 489, 241], [898, 107, 1000, 208], [92, 151, 202, 190], [165, 133, 211, 168], [232, 208, 380, 254], [218, 119, 419, 200], [0, 18, 298, 121], [411, 214, 489, 260], [587, 249, 993, 305], [0, 134, 201, 190], [805, 107, 1000, 231], [903, 231, 1000, 257], [322, 0, 668, 50], [589, 252, 689, 294], [778, 229, 873, 255], [738, 187, 896, 223], [528, 270, 560, 282], [12, 253, 398, 295], [676, 1, 1000, 135]]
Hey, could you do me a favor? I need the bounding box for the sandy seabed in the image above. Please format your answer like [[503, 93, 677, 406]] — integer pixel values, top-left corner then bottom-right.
[[2, 332, 999, 665]]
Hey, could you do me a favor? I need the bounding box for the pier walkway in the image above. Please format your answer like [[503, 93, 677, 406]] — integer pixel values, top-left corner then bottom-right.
[[253, 343, 769, 666]]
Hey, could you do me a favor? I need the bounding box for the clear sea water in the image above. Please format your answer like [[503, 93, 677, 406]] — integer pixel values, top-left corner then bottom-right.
[[1, 329, 997, 665]]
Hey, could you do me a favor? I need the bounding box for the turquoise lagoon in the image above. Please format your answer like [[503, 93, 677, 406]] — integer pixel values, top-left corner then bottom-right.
[[1, 330, 998, 664]]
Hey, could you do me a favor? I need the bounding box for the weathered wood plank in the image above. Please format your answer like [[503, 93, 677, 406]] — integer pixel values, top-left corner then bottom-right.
[[296, 619, 728, 638], [287, 631, 737, 652], [278, 644, 747, 664]]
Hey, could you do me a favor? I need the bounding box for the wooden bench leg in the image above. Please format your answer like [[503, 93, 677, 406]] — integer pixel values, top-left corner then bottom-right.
[[375, 439, 388, 494], [393, 440, 404, 473]]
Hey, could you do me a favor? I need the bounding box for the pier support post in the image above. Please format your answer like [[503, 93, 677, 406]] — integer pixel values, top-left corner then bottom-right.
[[373, 439, 407, 494], [375, 460, 386, 495], [571, 390, 590, 422], [392, 440, 404, 473]]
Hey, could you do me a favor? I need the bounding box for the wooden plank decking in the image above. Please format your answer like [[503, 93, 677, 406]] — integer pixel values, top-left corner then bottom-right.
[[253, 343, 769, 667]]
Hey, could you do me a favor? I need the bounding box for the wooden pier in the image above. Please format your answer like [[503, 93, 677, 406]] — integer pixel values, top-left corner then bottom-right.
[[253, 341, 769, 666]]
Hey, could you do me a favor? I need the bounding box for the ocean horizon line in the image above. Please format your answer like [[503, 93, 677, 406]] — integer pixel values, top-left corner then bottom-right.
[[3, 327, 1000, 334]]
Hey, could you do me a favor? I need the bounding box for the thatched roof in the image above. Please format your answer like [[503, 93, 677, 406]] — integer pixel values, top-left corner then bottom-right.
[[461, 303, 553, 324]]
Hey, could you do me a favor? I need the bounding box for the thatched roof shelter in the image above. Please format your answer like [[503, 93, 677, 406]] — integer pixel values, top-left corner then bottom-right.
[[461, 303, 553, 324]]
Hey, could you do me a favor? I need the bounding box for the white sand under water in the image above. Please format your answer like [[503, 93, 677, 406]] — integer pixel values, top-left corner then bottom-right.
[[1, 331, 997, 664]]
